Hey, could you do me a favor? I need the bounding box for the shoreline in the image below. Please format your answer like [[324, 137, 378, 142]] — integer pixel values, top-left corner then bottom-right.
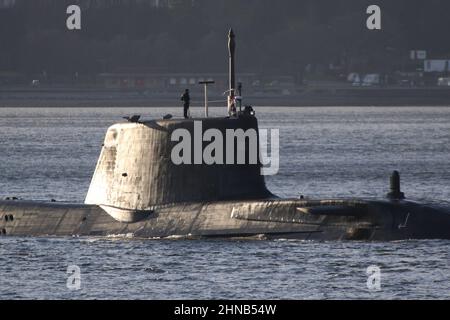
[[1, 87, 450, 107]]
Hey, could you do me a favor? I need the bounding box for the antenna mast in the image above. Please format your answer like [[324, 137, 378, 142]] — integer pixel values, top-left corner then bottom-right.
[[228, 29, 236, 116]]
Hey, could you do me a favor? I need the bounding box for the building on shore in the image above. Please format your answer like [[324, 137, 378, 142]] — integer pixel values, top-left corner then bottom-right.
[[96, 72, 296, 94], [424, 59, 450, 73]]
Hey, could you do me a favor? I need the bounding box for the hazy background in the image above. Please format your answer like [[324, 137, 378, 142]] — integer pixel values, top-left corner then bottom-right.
[[1, 0, 449, 77]]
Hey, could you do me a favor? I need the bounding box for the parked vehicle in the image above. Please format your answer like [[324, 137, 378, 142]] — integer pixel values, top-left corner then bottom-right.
[[362, 74, 380, 86], [437, 77, 450, 86]]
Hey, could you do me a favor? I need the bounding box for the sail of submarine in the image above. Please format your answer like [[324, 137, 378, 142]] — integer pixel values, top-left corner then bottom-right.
[[1, 29, 450, 240]]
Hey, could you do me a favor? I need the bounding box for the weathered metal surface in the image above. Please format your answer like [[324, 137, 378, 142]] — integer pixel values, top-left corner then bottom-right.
[[1, 197, 450, 240], [85, 116, 271, 211], [99, 205, 153, 223]]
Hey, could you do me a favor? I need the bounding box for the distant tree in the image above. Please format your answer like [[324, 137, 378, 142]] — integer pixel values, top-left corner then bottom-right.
[[1, 0, 450, 77]]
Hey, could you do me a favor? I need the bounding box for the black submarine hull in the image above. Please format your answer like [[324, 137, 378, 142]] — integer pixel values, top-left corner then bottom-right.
[[1, 198, 450, 240], [2, 117, 449, 241]]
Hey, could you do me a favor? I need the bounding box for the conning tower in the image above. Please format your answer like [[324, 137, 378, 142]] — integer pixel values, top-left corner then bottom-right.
[[85, 30, 271, 214], [85, 116, 271, 212]]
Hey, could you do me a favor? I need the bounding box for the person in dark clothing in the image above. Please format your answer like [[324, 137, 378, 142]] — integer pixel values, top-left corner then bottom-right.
[[180, 89, 190, 119]]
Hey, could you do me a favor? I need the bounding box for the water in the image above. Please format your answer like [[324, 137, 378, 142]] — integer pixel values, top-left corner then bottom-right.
[[0, 106, 449, 299]]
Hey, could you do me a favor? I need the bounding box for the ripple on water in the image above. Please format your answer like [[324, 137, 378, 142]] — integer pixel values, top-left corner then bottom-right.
[[1, 107, 450, 299]]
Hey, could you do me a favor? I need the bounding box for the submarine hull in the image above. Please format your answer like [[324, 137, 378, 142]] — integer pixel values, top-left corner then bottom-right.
[[1, 198, 450, 240], [2, 116, 450, 241]]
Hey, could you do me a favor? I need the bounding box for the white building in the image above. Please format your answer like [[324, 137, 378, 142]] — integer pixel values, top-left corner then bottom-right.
[[424, 60, 450, 73]]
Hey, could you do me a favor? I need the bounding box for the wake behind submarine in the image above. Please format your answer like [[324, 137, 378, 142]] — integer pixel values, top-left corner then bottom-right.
[[1, 30, 450, 241]]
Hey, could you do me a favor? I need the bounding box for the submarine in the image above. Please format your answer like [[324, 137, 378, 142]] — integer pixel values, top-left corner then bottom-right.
[[1, 30, 450, 241]]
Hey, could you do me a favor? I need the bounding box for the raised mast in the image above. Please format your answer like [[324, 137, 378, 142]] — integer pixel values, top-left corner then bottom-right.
[[227, 28, 236, 116]]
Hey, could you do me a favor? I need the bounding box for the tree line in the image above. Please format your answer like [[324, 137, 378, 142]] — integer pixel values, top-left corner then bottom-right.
[[0, 0, 449, 78]]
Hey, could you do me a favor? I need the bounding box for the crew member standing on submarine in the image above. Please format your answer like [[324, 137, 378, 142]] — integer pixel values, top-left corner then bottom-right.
[[181, 89, 190, 119]]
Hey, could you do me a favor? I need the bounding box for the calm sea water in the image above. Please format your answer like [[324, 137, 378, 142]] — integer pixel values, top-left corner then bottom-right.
[[0, 106, 449, 299]]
